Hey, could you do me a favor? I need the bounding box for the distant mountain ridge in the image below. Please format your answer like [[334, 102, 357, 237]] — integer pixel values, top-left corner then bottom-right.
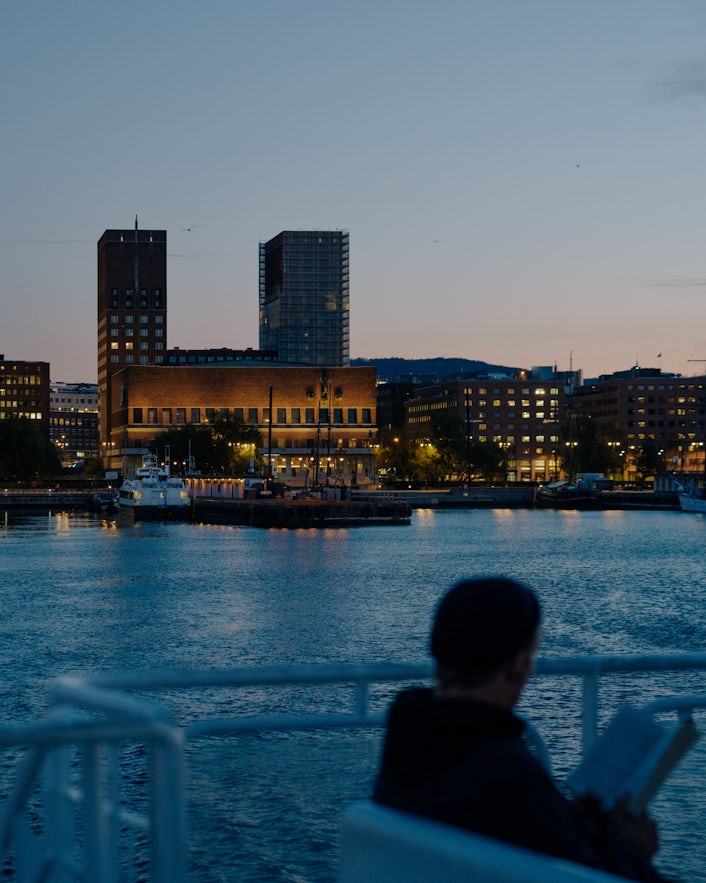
[[351, 356, 521, 382]]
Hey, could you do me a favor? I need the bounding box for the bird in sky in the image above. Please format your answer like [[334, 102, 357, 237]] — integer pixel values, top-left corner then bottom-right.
[[180, 224, 196, 233]]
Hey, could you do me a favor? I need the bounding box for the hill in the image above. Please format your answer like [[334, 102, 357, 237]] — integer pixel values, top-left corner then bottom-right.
[[350, 357, 521, 382]]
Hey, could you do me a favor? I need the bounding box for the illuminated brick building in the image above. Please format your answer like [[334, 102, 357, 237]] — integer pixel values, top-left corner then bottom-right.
[[0, 357, 50, 438], [572, 368, 706, 472], [108, 365, 377, 486], [406, 378, 565, 482]]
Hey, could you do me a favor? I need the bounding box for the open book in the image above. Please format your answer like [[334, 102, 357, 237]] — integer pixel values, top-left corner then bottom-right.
[[565, 705, 699, 816]]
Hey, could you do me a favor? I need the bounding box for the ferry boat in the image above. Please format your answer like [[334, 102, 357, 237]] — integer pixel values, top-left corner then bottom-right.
[[117, 452, 192, 521]]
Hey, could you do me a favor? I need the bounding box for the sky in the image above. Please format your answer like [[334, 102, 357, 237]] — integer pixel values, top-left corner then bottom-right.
[[3, 1, 706, 383]]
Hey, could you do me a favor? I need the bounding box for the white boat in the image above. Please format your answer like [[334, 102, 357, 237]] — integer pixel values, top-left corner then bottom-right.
[[679, 488, 706, 513], [117, 452, 191, 521]]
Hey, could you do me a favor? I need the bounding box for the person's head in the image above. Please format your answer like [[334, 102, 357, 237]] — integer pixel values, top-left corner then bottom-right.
[[431, 577, 541, 702]]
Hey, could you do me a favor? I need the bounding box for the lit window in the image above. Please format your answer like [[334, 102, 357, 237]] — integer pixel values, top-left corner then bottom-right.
[[125, 342, 133, 350], [111, 342, 119, 350]]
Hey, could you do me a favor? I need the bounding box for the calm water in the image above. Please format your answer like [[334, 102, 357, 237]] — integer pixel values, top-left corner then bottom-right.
[[1, 508, 705, 881]]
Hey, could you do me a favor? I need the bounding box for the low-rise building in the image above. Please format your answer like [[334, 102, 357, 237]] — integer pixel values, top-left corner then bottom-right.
[[107, 364, 377, 487]]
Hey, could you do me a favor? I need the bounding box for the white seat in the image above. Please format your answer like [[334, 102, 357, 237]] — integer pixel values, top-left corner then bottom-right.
[[339, 801, 627, 883]]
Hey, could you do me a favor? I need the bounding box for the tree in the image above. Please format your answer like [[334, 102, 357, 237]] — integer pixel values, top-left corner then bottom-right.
[[0, 416, 61, 481], [151, 412, 262, 476], [635, 438, 663, 482]]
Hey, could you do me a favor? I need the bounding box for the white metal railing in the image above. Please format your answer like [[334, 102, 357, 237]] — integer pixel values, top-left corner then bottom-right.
[[0, 654, 705, 882]]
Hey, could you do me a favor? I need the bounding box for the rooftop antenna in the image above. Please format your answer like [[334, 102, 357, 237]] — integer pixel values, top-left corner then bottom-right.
[[134, 214, 140, 293]]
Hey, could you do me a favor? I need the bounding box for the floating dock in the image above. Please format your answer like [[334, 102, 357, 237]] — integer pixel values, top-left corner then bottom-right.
[[193, 497, 412, 528]]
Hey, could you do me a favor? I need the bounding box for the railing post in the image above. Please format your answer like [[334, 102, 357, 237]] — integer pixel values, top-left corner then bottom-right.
[[354, 680, 369, 718], [150, 728, 187, 883], [581, 669, 599, 755]]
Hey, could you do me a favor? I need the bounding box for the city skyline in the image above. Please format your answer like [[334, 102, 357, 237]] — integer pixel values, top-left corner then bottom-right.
[[4, 2, 706, 383]]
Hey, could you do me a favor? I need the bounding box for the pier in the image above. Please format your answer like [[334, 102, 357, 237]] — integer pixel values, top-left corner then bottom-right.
[[193, 497, 412, 528]]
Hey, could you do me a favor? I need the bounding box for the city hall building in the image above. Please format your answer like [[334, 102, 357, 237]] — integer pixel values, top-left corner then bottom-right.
[[108, 364, 377, 487]]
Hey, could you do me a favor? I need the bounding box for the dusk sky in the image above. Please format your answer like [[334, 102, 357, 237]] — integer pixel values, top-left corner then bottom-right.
[[4, 1, 706, 382]]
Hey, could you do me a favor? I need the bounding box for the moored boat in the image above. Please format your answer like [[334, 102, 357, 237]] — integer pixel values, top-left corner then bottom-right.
[[117, 453, 192, 521], [679, 487, 706, 513], [534, 480, 600, 510]]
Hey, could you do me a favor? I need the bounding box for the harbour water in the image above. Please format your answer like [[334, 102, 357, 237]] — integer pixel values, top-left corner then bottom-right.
[[1, 508, 705, 881]]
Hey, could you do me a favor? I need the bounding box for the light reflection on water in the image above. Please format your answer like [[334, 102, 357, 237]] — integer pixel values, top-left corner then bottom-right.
[[0, 508, 705, 881]]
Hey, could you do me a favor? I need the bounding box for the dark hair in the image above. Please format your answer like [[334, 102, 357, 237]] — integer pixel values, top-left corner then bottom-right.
[[430, 577, 541, 686]]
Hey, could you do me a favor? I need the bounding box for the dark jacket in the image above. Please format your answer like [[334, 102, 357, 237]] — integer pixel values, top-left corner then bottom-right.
[[373, 688, 666, 882]]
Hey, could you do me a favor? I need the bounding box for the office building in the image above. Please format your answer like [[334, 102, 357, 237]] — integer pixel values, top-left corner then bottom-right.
[[259, 231, 350, 367], [572, 368, 706, 472], [49, 382, 98, 461], [406, 378, 565, 483], [0, 357, 50, 438], [97, 219, 167, 460]]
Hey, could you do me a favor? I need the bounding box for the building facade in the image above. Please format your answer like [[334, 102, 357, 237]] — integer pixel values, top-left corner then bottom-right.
[[259, 231, 350, 367], [49, 382, 98, 462], [572, 369, 706, 473], [108, 365, 377, 486], [97, 220, 167, 454], [406, 378, 565, 482], [0, 357, 50, 438]]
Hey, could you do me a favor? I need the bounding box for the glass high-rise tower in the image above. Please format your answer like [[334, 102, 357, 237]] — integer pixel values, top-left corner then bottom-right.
[[259, 231, 349, 367]]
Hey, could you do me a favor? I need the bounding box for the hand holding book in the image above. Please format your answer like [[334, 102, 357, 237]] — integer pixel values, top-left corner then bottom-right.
[[566, 705, 699, 817]]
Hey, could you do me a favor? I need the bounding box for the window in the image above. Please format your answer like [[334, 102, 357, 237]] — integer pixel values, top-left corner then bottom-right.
[[306, 408, 315, 424], [161, 409, 172, 424], [155, 329, 163, 337], [233, 408, 243, 421], [125, 342, 133, 350], [176, 408, 186, 424], [333, 408, 342, 424], [140, 315, 149, 324], [277, 408, 287, 423], [110, 355, 119, 363], [362, 408, 372, 423], [133, 408, 143, 424], [319, 408, 329, 424], [248, 408, 258, 423], [347, 408, 357, 424], [140, 343, 149, 350], [155, 315, 163, 323], [139, 356, 148, 364], [141, 329, 149, 337], [155, 343, 163, 350], [191, 408, 200, 423], [125, 328, 133, 337], [147, 408, 157, 425], [263, 408, 270, 422], [111, 315, 119, 324], [125, 315, 134, 324], [125, 355, 133, 363], [111, 342, 119, 350], [291, 407, 300, 423], [111, 329, 119, 337]]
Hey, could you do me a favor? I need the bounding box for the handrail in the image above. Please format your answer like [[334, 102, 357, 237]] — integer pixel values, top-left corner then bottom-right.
[[1, 654, 706, 882]]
